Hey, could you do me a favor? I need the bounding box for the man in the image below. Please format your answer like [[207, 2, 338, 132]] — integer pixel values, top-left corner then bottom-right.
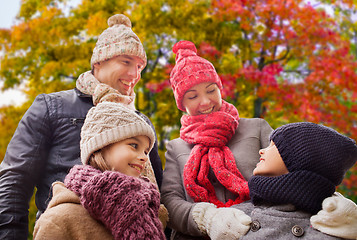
[[0, 14, 163, 239]]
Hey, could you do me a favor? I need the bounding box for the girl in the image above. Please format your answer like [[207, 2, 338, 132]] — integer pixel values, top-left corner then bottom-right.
[[233, 122, 357, 239], [34, 101, 167, 240]]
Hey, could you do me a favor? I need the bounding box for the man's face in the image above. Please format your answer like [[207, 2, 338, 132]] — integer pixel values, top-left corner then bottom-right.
[[93, 55, 145, 96]]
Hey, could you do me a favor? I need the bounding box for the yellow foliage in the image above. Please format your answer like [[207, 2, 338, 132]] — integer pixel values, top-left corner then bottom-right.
[[1, 1, 357, 238], [86, 11, 109, 36]]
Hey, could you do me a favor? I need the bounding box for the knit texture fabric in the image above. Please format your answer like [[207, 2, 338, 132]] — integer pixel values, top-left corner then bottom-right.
[[169, 40, 223, 111], [181, 101, 250, 208], [311, 192, 357, 239], [90, 14, 146, 67], [80, 102, 155, 164], [249, 171, 335, 214], [271, 122, 357, 186], [64, 165, 165, 240], [76, 71, 136, 109], [249, 122, 357, 214]]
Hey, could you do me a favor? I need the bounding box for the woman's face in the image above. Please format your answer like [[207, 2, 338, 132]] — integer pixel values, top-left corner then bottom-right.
[[102, 135, 150, 177], [253, 141, 289, 177], [182, 82, 222, 116]]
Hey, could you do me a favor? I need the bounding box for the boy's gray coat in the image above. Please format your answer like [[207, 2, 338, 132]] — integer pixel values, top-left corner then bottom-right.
[[234, 201, 343, 240]]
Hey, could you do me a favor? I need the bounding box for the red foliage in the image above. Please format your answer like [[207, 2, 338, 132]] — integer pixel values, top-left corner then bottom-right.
[[198, 42, 222, 61]]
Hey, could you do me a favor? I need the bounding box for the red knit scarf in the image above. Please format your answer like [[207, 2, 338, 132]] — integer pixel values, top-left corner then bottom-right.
[[181, 101, 250, 207]]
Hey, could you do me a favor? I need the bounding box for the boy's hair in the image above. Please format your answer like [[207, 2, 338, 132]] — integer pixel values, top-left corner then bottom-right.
[[80, 102, 155, 165]]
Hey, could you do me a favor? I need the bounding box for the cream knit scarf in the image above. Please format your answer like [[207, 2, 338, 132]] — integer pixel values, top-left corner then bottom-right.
[[76, 71, 136, 110]]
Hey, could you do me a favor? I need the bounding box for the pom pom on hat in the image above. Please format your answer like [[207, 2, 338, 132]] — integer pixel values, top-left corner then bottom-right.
[[80, 102, 155, 165], [172, 40, 197, 56], [107, 14, 131, 28], [169, 40, 223, 112], [91, 14, 146, 68]]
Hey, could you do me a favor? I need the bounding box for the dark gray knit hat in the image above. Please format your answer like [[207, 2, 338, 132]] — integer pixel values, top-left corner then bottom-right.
[[270, 122, 357, 186], [249, 122, 357, 214]]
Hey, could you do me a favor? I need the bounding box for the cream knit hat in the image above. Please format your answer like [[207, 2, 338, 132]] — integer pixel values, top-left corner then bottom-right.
[[90, 14, 147, 68], [80, 102, 155, 165]]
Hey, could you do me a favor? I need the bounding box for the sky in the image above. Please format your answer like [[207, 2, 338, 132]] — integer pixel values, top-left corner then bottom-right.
[[0, 0, 80, 107], [0, 1, 21, 29], [0, 0, 24, 106]]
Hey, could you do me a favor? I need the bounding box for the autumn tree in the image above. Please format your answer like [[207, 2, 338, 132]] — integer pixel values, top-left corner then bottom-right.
[[1, 0, 356, 238], [146, 0, 357, 199]]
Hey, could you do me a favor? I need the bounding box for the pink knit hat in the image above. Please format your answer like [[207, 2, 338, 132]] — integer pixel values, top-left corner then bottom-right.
[[169, 40, 223, 111]]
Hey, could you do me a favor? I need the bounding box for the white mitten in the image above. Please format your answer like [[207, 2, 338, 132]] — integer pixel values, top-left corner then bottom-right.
[[311, 192, 357, 240], [192, 202, 251, 240]]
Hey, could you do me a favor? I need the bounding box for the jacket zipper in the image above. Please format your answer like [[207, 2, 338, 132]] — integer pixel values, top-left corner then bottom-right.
[[70, 118, 85, 125]]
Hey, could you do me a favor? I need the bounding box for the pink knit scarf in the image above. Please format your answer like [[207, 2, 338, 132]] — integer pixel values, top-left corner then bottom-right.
[[181, 101, 250, 207], [65, 165, 165, 239]]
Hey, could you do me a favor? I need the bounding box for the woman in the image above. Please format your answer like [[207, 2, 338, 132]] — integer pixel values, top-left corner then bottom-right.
[[161, 40, 272, 239], [161, 40, 357, 240]]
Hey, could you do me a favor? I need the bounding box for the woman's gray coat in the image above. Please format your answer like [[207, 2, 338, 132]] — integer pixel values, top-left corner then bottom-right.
[[161, 118, 273, 239]]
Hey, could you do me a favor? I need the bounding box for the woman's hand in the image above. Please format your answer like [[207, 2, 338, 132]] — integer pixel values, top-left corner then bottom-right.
[[192, 202, 251, 240]]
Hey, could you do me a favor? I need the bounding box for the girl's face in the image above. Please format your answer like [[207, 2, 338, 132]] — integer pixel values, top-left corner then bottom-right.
[[253, 141, 289, 177], [102, 135, 150, 177], [182, 82, 222, 116], [93, 55, 145, 96]]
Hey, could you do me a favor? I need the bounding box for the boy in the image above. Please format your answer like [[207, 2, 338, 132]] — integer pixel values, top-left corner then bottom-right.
[[241, 122, 357, 239]]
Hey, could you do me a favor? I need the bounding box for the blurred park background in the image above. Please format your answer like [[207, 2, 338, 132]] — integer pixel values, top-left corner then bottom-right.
[[0, 0, 356, 239]]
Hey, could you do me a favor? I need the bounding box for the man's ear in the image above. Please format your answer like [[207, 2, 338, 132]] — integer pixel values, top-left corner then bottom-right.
[[93, 62, 101, 69], [92, 62, 101, 75]]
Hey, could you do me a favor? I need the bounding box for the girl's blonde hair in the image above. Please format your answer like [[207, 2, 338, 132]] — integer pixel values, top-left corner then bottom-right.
[[88, 150, 111, 171]]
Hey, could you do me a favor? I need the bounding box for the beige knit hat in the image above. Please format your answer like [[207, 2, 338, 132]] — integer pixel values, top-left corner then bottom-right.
[[80, 102, 155, 165], [90, 14, 147, 68]]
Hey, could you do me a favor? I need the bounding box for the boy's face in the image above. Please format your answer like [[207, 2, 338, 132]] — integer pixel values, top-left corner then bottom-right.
[[182, 82, 222, 116], [93, 55, 145, 96], [102, 135, 150, 177], [253, 141, 289, 177]]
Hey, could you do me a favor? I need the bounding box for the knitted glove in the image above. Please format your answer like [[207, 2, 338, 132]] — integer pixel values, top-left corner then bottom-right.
[[80, 170, 165, 240], [192, 202, 251, 240], [64, 165, 102, 197], [311, 192, 357, 240], [158, 204, 169, 230]]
